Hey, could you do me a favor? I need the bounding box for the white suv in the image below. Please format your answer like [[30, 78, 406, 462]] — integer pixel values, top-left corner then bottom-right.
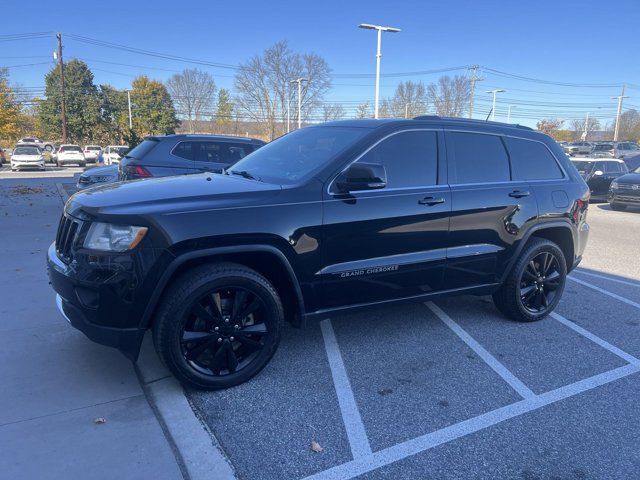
[[83, 145, 102, 163], [17, 137, 54, 152], [55, 145, 86, 167], [104, 145, 129, 165]]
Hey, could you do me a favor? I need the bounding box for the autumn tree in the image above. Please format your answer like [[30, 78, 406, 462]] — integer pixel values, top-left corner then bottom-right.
[[37, 59, 101, 142], [129, 76, 179, 137], [569, 117, 601, 141], [616, 109, 640, 141], [167, 69, 216, 133], [235, 41, 332, 139], [322, 103, 346, 122], [0, 68, 24, 143], [536, 118, 565, 137], [428, 75, 470, 117]]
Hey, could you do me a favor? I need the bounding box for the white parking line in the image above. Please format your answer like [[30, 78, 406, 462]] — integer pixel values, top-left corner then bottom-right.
[[302, 363, 640, 480], [550, 312, 640, 366], [568, 276, 640, 309], [425, 302, 536, 400], [573, 270, 640, 288], [319, 319, 372, 459]]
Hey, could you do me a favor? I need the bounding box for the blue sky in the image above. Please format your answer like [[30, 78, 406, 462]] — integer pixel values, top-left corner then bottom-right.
[[2, 0, 639, 127]]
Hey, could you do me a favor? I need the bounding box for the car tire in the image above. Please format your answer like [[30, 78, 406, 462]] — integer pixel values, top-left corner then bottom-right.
[[44, 145, 53, 152], [610, 203, 627, 211], [152, 262, 284, 390], [492, 238, 567, 322]]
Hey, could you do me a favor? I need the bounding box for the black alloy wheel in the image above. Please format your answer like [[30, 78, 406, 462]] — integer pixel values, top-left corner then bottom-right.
[[519, 252, 562, 313], [153, 263, 283, 390]]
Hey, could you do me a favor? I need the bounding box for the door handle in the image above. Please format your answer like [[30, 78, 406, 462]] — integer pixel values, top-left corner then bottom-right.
[[508, 190, 530, 198], [418, 196, 445, 206]]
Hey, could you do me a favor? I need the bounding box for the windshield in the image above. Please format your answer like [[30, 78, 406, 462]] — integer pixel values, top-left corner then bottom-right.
[[13, 147, 40, 156], [227, 127, 368, 184], [572, 161, 594, 173]]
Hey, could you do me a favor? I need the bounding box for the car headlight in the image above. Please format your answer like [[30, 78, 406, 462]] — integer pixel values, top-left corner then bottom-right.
[[84, 222, 148, 251], [611, 181, 618, 190]]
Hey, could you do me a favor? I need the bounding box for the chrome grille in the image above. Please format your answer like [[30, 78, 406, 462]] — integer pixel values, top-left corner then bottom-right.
[[55, 215, 82, 262], [616, 183, 640, 191]]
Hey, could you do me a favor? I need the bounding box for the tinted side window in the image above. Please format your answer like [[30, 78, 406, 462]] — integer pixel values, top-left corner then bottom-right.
[[172, 142, 195, 161], [357, 130, 438, 188], [505, 137, 564, 180], [449, 132, 510, 183], [195, 142, 254, 164]]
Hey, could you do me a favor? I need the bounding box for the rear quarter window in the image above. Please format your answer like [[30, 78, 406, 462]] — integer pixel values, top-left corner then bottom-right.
[[505, 137, 564, 181]]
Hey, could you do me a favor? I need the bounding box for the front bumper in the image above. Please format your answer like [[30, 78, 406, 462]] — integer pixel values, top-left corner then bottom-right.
[[12, 160, 45, 169], [608, 190, 640, 206], [47, 242, 145, 360]]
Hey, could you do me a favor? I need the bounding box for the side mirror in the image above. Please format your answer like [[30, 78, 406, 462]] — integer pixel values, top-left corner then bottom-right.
[[593, 170, 604, 176], [336, 162, 387, 192]]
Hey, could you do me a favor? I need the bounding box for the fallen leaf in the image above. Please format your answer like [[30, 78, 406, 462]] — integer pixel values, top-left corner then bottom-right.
[[310, 440, 323, 453], [94, 417, 106, 424]]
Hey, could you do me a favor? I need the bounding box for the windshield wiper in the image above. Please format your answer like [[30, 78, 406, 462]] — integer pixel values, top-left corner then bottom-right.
[[228, 170, 259, 181]]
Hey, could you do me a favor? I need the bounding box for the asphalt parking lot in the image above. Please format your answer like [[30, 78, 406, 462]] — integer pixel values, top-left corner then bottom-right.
[[189, 202, 640, 480]]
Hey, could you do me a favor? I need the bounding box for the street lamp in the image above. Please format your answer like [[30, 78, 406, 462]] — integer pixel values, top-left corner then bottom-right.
[[486, 89, 505, 121], [507, 105, 516, 123], [358, 23, 401, 119], [289, 78, 308, 130]]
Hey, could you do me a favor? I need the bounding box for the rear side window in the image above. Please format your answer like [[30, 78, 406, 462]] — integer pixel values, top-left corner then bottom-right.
[[172, 141, 195, 160], [357, 130, 438, 188], [506, 137, 564, 181], [126, 139, 157, 159], [195, 142, 255, 164], [448, 132, 510, 184]]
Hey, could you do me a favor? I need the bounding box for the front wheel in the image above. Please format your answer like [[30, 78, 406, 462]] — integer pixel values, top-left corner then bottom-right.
[[153, 263, 283, 390], [493, 238, 567, 322]]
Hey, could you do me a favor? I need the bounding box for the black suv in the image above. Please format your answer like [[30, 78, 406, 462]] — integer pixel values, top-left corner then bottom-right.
[[570, 158, 628, 200], [118, 134, 265, 180], [48, 117, 590, 389]]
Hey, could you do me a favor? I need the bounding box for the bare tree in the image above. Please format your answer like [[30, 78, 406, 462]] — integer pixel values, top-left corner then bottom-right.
[[234, 41, 331, 139], [355, 102, 370, 119], [536, 118, 564, 136], [382, 81, 428, 118], [427, 75, 470, 117], [569, 117, 601, 141], [166, 69, 216, 133], [322, 103, 346, 122]]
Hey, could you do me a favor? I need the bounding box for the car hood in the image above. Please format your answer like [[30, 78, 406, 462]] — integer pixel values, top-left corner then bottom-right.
[[81, 164, 119, 179], [66, 172, 283, 217], [616, 173, 640, 183]]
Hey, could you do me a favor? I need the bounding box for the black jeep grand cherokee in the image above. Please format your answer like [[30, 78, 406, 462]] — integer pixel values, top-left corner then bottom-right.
[[48, 117, 590, 390]]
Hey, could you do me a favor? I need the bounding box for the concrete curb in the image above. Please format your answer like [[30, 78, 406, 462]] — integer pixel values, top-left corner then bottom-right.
[[55, 182, 70, 203], [136, 334, 236, 480]]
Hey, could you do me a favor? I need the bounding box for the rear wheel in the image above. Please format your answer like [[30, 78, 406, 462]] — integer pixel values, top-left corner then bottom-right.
[[610, 202, 627, 211], [493, 238, 566, 322], [153, 263, 283, 390]]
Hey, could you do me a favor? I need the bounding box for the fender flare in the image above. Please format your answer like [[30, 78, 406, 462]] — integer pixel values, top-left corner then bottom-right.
[[138, 244, 306, 329], [499, 220, 575, 283]]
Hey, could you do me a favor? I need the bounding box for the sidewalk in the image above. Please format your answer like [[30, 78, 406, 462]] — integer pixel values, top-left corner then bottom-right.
[[0, 176, 183, 479]]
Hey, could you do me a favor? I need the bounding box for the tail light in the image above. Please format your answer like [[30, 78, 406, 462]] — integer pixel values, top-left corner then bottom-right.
[[124, 165, 152, 178]]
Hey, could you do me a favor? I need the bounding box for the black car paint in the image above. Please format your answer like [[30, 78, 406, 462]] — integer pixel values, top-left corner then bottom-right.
[[118, 134, 266, 180], [608, 171, 640, 208], [47, 118, 590, 360], [572, 159, 628, 199]]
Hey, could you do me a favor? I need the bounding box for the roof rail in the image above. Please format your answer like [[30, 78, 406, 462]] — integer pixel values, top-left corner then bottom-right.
[[413, 115, 533, 131]]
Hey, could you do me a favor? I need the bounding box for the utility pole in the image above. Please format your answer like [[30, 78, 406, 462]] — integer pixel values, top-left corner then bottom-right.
[[286, 84, 291, 133], [612, 84, 628, 141], [581, 112, 590, 141], [507, 105, 516, 123], [290, 78, 307, 129], [468, 65, 483, 119], [127, 90, 133, 129], [56, 33, 68, 143]]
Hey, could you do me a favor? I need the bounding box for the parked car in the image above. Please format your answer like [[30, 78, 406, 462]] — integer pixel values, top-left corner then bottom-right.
[[83, 145, 102, 163], [48, 117, 590, 390], [54, 145, 86, 167], [76, 164, 119, 190], [608, 166, 640, 210], [118, 134, 266, 181], [591, 143, 614, 158], [623, 153, 640, 171], [104, 145, 129, 165], [570, 158, 628, 200], [10, 145, 45, 171], [17, 137, 55, 152], [612, 141, 640, 159], [564, 142, 593, 156]]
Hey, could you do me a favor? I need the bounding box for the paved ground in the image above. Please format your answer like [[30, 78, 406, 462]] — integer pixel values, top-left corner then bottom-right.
[[189, 202, 640, 480], [0, 172, 183, 480]]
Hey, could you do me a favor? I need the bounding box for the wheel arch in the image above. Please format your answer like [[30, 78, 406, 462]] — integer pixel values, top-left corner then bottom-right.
[[139, 245, 306, 331]]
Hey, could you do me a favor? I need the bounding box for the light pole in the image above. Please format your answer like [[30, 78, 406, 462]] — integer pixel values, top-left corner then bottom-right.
[[290, 78, 307, 130], [612, 85, 628, 141], [507, 105, 516, 123], [358, 23, 401, 119], [486, 89, 505, 121], [127, 90, 133, 129]]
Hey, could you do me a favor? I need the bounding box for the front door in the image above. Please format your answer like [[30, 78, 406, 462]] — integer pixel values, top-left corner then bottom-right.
[[319, 129, 451, 310]]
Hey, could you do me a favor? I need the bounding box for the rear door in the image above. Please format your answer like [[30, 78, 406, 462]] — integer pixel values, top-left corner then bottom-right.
[[319, 128, 451, 309], [443, 130, 538, 289]]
